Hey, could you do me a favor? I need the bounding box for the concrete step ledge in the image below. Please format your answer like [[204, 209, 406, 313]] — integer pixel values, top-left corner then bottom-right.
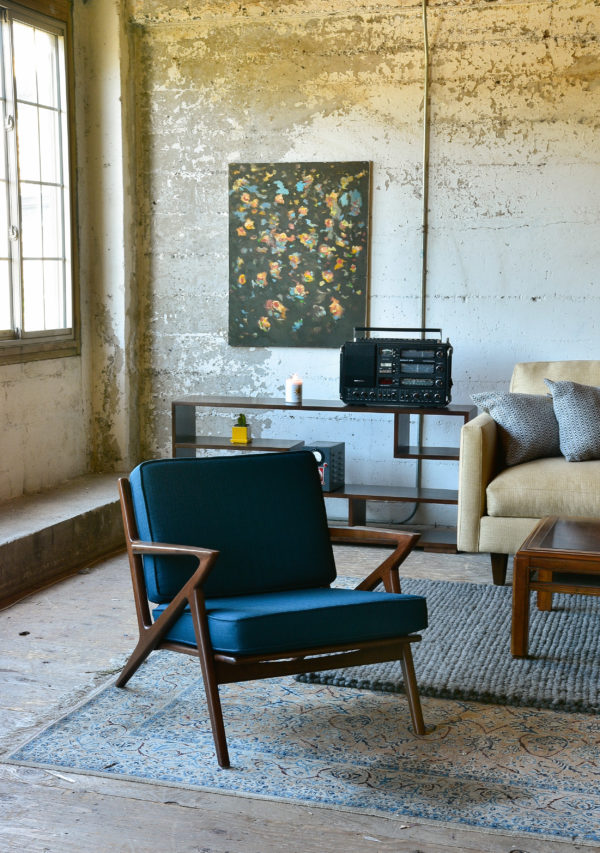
[[0, 473, 126, 607]]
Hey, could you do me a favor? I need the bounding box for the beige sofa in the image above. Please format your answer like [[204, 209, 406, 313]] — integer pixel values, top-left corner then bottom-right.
[[457, 360, 600, 585]]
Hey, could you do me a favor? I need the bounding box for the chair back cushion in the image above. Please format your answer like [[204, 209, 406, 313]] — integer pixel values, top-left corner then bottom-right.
[[510, 361, 600, 395], [129, 452, 336, 603]]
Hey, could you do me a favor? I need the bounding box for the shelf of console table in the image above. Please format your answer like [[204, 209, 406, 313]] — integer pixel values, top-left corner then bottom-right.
[[172, 395, 476, 552]]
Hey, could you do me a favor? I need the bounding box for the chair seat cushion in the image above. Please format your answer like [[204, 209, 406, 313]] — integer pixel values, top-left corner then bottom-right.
[[486, 456, 600, 518], [153, 588, 428, 655]]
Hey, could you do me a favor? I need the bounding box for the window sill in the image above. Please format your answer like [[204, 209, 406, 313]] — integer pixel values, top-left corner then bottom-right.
[[0, 336, 81, 365]]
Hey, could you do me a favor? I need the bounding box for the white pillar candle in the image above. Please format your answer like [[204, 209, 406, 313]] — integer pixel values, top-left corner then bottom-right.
[[285, 373, 303, 404]]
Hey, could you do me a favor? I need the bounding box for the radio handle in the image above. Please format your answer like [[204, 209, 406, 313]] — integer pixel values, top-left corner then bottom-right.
[[353, 326, 443, 341]]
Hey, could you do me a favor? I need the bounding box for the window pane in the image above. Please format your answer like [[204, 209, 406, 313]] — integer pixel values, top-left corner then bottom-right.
[[0, 119, 6, 182], [22, 258, 43, 330], [0, 180, 9, 256], [34, 28, 58, 109], [0, 260, 10, 331], [20, 182, 43, 258], [42, 184, 62, 257], [23, 259, 63, 330], [39, 107, 60, 184], [16, 103, 41, 182], [12, 21, 37, 103]]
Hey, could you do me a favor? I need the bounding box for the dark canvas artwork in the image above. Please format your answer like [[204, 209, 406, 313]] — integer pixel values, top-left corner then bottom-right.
[[228, 162, 370, 347]]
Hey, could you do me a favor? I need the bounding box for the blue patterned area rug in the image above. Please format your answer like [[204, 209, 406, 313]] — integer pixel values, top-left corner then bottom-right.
[[299, 577, 600, 714], [7, 643, 600, 843]]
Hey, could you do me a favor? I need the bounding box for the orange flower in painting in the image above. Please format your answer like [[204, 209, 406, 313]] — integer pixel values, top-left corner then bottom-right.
[[240, 192, 251, 203], [329, 296, 344, 319], [299, 233, 316, 249], [256, 271, 268, 287], [258, 316, 271, 331], [237, 226, 247, 237], [303, 271, 314, 283], [289, 284, 309, 301], [244, 218, 255, 230], [275, 194, 285, 204], [334, 258, 344, 270], [322, 270, 334, 283], [298, 206, 308, 216], [238, 274, 246, 285], [266, 299, 287, 319]]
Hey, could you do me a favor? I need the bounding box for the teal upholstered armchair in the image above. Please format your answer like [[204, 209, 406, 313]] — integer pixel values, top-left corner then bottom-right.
[[117, 451, 428, 768]]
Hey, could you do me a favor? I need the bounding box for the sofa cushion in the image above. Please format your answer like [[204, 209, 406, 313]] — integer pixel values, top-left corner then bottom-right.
[[486, 457, 600, 518], [544, 379, 600, 462], [153, 587, 428, 655], [471, 391, 560, 466]]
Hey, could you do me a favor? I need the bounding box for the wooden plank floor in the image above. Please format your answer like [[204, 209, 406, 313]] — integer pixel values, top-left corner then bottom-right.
[[0, 547, 593, 852]]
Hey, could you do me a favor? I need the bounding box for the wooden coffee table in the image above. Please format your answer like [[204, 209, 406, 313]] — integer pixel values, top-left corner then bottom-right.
[[511, 516, 600, 657]]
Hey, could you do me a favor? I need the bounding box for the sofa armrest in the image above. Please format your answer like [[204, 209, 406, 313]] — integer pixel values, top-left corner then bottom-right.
[[457, 412, 500, 552]]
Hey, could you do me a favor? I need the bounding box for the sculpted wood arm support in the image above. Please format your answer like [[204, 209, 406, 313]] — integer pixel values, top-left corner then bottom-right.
[[117, 477, 220, 686], [329, 527, 421, 593], [117, 539, 220, 689]]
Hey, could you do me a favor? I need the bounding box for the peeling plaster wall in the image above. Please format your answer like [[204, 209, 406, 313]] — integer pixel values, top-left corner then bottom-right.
[[0, 0, 138, 504], [75, 0, 139, 475], [128, 0, 599, 524], [0, 358, 89, 502]]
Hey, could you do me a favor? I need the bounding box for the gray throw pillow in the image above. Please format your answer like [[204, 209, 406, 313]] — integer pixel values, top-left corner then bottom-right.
[[543, 378, 600, 462], [471, 391, 560, 466]]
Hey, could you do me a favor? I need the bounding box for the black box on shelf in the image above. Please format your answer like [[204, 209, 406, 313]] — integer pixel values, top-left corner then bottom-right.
[[304, 442, 345, 492]]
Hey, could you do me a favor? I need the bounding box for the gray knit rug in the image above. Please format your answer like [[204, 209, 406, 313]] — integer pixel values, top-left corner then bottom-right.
[[298, 578, 600, 713]]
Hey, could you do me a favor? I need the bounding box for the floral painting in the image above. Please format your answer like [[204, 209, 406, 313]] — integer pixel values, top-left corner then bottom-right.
[[228, 162, 371, 347]]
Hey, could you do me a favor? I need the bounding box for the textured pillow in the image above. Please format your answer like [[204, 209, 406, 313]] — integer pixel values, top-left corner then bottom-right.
[[471, 391, 560, 466], [543, 379, 600, 462]]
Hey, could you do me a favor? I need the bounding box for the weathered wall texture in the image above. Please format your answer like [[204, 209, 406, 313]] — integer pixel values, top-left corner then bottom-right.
[[0, 358, 89, 502], [3, 0, 599, 521], [0, 0, 135, 503], [125, 0, 599, 523]]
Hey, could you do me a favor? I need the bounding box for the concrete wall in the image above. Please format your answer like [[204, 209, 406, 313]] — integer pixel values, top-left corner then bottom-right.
[[0, 358, 89, 502], [127, 0, 600, 523], [3, 0, 599, 525], [0, 0, 136, 503]]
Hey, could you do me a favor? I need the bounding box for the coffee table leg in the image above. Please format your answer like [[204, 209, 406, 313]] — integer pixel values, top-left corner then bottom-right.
[[536, 569, 553, 611], [511, 554, 530, 657]]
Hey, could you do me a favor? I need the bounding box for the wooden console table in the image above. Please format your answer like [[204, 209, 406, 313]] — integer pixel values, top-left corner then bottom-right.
[[171, 395, 476, 552]]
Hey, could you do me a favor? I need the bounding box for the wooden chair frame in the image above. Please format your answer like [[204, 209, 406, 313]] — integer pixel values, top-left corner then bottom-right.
[[117, 477, 427, 768]]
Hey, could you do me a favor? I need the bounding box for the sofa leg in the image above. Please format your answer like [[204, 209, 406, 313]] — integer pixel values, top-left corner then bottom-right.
[[490, 553, 508, 586]]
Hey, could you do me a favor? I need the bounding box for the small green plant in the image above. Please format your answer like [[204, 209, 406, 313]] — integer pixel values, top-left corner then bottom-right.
[[236, 413, 247, 427]]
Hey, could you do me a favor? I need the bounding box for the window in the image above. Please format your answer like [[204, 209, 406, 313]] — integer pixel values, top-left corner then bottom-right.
[[0, 2, 77, 363]]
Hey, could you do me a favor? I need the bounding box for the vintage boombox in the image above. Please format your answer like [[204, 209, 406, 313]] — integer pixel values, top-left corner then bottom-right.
[[339, 327, 453, 407]]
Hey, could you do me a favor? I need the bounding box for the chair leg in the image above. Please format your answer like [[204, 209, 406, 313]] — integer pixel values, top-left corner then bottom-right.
[[197, 654, 230, 769], [400, 644, 426, 736], [490, 553, 508, 586], [115, 633, 156, 688]]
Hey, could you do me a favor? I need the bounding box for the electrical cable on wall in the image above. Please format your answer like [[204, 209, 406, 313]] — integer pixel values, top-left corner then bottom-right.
[[396, 0, 430, 527]]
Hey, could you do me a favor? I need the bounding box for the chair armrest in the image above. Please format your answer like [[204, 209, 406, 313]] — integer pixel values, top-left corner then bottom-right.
[[329, 526, 421, 593], [457, 412, 500, 552], [130, 539, 220, 589]]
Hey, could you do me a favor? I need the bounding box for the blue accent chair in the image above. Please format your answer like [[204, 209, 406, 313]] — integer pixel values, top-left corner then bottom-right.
[[117, 451, 428, 768]]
